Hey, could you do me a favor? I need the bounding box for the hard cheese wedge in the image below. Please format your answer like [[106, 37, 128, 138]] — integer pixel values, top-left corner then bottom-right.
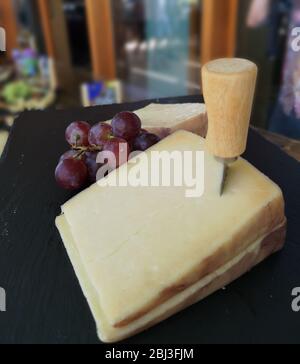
[[56, 131, 286, 343], [107, 103, 208, 138]]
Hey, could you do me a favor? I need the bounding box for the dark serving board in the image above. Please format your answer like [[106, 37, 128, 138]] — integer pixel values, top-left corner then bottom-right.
[[0, 96, 299, 344]]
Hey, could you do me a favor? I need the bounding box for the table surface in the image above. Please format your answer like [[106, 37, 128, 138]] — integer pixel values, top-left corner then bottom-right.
[[0, 95, 300, 344]]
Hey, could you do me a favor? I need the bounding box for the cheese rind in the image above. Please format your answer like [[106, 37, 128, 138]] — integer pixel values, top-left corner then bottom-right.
[[56, 130, 286, 342]]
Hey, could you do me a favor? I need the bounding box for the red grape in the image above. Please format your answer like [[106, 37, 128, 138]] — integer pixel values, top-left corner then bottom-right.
[[111, 112, 141, 141], [59, 150, 86, 162], [103, 137, 129, 169], [85, 151, 97, 160], [55, 159, 88, 190], [85, 152, 102, 182], [88, 123, 112, 146], [133, 133, 161, 152], [65, 121, 90, 147]]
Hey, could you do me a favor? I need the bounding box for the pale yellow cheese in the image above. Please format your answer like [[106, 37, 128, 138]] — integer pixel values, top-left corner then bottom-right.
[[56, 131, 285, 342], [56, 215, 273, 342]]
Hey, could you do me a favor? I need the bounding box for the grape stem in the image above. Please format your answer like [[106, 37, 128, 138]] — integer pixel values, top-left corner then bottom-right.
[[72, 145, 103, 152], [72, 145, 103, 160]]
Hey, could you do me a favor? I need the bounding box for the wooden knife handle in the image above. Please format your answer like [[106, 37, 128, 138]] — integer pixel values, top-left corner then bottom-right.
[[202, 58, 258, 159]]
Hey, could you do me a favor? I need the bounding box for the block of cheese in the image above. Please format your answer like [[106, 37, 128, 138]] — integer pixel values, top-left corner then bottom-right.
[[56, 131, 286, 343], [107, 103, 208, 138]]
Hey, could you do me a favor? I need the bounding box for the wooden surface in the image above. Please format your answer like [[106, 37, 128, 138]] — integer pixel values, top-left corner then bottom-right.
[[85, 0, 116, 80], [0, 0, 18, 59], [0, 96, 299, 344], [256, 128, 300, 162], [202, 58, 258, 158], [37, 0, 74, 90], [37, 0, 55, 58], [201, 0, 238, 65]]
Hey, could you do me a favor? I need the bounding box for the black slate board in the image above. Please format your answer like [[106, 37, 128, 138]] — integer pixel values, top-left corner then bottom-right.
[[0, 95, 299, 344]]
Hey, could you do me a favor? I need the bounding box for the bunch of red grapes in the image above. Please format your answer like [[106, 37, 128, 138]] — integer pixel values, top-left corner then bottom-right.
[[55, 111, 160, 190]]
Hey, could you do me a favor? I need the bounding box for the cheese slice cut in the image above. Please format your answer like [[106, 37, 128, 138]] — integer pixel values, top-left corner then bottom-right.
[[107, 103, 208, 138], [56, 131, 286, 342]]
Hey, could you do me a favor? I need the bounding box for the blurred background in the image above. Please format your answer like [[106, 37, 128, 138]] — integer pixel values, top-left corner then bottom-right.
[[1, 0, 300, 158]]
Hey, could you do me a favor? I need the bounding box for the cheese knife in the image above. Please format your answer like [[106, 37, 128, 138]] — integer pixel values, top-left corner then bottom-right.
[[202, 58, 258, 195]]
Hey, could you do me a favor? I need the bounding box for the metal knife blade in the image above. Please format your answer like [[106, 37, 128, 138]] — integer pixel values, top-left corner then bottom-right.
[[216, 157, 238, 195]]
